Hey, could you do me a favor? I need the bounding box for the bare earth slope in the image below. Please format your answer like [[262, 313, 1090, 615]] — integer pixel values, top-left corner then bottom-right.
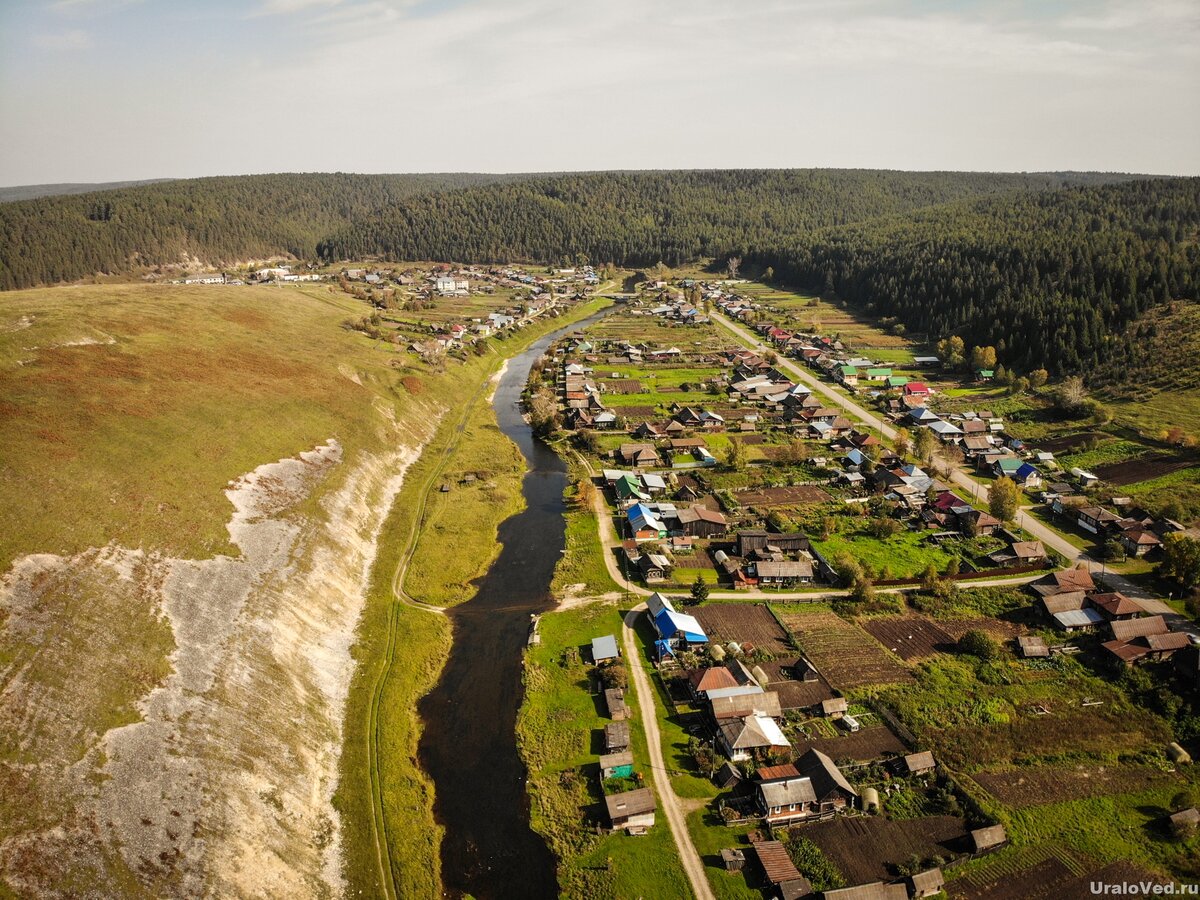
[[0, 284, 447, 897]]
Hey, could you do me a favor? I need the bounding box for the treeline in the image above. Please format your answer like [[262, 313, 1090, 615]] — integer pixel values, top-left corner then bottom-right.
[[4, 167, 1197, 381], [0, 169, 1124, 292], [315, 169, 1124, 266], [750, 178, 1200, 374], [0, 172, 517, 290]]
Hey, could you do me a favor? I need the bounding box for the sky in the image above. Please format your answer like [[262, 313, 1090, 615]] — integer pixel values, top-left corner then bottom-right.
[[0, 0, 1197, 185]]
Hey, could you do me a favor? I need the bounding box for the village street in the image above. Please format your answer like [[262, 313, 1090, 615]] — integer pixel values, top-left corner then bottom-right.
[[708, 311, 1191, 629], [621, 606, 715, 900]]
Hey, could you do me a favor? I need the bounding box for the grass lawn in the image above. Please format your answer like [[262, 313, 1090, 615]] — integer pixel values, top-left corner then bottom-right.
[[1023, 505, 1094, 552], [517, 600, 691, 899], [551, 463, 627, 597], [404, 402, 527, 607], [812, 526, 956, 580], [687, 807, 765, 900]]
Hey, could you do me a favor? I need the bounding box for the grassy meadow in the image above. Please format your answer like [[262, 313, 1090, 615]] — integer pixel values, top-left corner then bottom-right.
[[0, 282, 410, 571]]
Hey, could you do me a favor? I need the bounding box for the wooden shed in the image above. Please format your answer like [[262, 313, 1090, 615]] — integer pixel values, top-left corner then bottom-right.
[[604, 721, 630, 753], [605, 788, 656, 833], [909, 868, 945, 898], [971, 824, 1007, 851]]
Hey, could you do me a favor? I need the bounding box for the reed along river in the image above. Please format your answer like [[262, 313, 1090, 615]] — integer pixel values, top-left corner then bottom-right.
[[417, 308, 611, 899]]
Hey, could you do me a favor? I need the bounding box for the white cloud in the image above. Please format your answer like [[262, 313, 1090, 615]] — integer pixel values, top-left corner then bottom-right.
[[31, 29, 92, 50], [251, 0, 345, 16], [3, 0, 1198, 181]]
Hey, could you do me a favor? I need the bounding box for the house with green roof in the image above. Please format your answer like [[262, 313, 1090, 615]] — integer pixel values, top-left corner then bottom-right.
[[838, 365, 859, 387]]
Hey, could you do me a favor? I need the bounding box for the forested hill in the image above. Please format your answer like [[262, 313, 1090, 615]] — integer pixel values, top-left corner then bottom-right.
[[750, 178, 1200, 375], [3, 168, 1196, 380], [0, 172, 521, 290], [0, 179, 177, 203], [0, 169, 1130, 292], [314, 169, 1130, 266]]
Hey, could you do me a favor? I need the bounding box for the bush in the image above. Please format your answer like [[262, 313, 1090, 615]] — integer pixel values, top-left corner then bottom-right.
[[867, 517, 902, 539], [958, 629, 1001, 661]]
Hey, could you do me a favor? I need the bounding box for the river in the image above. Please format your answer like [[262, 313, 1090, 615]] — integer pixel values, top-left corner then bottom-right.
[[416, 308, 611, 899]]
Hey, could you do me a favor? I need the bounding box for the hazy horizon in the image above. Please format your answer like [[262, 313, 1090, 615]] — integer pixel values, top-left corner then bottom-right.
[[2, 0, 1198, 184]]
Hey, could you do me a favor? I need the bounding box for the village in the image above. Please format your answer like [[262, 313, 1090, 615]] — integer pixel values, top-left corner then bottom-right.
[[173, 261, 605, 361], [525, 274, 1200, 899]]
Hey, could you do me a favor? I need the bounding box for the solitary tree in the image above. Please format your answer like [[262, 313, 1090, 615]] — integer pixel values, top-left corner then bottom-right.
[[724, 437, 747, 470], [1159, 534, 1200, 592], [689, 575, 710, 606], [1028, 369, 1049, 390], [989, 476, 1020, 522], [913, 428, 937, 465], [893, 427, 911, 457], [938, 335, 966, 369], [727, 256, 742, 279]]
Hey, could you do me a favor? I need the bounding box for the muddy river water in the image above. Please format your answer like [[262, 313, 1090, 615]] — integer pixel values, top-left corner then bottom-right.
[[417, 308, 611, 899]]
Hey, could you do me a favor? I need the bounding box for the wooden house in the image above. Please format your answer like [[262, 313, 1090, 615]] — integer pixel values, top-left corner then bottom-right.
[[605, 788, 656, 833], [676, 505, 728, 537], [750, 840, 812, 899], [903, 751, 937, 776], [604, 688, 628, 721], [823, 882, 907, 900], [909, 868, 946, 898]]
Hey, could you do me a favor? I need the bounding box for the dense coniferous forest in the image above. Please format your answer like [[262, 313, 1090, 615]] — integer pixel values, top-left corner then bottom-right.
[[2, 168, 1197, 378], [751, 179, 1200, 374], [314, 169, 1137, 266], [0, 172, 519, 290]]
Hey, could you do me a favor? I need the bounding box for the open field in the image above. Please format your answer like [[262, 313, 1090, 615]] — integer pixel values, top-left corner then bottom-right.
[[878, 654, 1171, 771], [947, 843, 1092, 900], [776, 608, 913, 690], [692, 603, 795, 656], [1092, 452, 1196, 486], [584, 314, 738, 354], [860, 616, 957, 661], [950, 854, 1175, 900], [0, 282, 460, 897], [796, 724, 907, 762], [0, 283, 413, 571], [402, 401, 526, 607], [733, 485, 834, 508], [729, 281, 919, 352], [972, 764, 1184, 809], [811, 527, 956, 581], [758, 659, 837, 709], [802, 815, 970, 883]]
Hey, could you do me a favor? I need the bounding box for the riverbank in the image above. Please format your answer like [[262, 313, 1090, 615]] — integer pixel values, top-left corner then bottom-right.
[[337, 298, 612, 898]]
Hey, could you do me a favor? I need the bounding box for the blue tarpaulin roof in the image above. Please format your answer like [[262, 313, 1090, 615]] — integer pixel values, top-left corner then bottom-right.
[[654, 608, 708, 643]]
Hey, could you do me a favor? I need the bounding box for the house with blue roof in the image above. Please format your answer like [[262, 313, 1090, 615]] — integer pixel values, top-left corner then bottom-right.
[[628, 503, 668, 541], [645, 593, 708, 657], [993, 457, 1042, 488]]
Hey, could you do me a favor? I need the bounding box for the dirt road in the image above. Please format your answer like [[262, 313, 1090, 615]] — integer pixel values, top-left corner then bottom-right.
[[621, 606, 713, 900], [710, 312, 1191, 626]]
